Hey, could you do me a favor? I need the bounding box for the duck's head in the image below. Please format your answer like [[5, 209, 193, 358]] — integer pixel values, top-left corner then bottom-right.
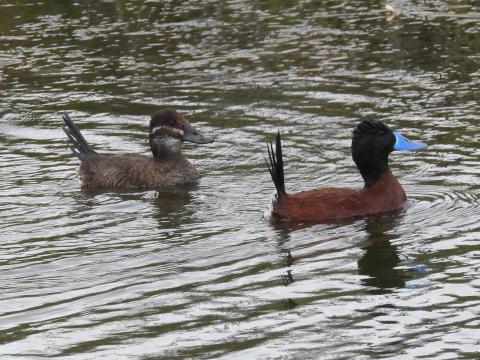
[[149, 109, 213, 158], [352, 119, 426, 188]]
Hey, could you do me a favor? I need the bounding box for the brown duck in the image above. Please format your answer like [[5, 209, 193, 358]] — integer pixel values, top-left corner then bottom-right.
[[62, 109, 213, 190]]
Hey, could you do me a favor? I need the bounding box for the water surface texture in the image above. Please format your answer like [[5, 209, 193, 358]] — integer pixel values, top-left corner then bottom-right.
[[1, 1, 480, 359]]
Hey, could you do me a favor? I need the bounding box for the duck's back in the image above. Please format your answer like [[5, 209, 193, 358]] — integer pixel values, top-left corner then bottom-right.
[[79, 153, 199, 190]]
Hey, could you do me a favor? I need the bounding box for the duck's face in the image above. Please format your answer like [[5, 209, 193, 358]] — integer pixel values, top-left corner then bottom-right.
[[149, 109, 213, 157], [351, 120, 395, 166], [352, 119, 426, 187], [352, 119, 427, 161]]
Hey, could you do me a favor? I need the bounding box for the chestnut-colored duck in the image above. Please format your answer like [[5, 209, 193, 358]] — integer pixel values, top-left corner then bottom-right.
[[62, 109, 213, 190], [266, 120, 426, 223]]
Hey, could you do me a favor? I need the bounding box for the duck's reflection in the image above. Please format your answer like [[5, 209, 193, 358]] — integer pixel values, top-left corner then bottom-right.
[[152, 183, 198, 228], [357, 215, 408, 294], [273, 226, 299, 309], [76, 182, 199, 231], [272, 213, 415, 298]]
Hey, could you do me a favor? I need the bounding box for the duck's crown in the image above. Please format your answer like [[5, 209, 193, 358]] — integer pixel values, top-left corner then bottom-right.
[[354, 119, 391, 135]]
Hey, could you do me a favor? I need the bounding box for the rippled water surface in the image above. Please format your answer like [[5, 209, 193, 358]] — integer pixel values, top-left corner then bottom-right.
[[1, 1, 480, 359]]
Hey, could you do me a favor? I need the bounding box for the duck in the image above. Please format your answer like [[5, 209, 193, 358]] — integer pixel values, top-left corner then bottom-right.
[[62, 109, 213, 190], [266, 119, 426, 223]]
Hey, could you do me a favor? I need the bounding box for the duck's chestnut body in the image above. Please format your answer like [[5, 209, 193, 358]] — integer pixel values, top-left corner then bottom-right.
[[62, 109, 213, 190], [271, 171, 406, 223], [266, 120, 425, 223]]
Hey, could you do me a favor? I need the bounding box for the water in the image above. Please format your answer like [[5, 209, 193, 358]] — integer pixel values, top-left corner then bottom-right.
[[1, 1, 479, 359]]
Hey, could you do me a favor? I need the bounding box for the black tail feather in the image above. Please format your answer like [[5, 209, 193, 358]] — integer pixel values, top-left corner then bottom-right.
[[266, 131, 286, 198], [62, 114, 95, 158]]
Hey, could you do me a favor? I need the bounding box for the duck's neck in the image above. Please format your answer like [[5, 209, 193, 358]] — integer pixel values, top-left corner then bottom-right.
[[150, 137, 184, 161], [365, 170, 406, 202], [357, 159, 390, 189], [366, 170, 396, 190]]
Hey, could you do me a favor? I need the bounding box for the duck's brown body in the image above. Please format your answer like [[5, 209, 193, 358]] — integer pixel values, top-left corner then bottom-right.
[[271, 171, 406, 223], [79, 153, 199, 190]]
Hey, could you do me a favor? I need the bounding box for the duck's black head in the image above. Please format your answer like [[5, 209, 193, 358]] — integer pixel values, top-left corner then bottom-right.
[[352, 119, 394, 188], [352, 119, 426, 188], [149, 109, 213, 158]]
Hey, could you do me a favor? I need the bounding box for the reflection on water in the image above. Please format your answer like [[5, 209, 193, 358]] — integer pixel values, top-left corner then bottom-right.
[[358, 216, 407, 293], [1, 0, 480, 359]]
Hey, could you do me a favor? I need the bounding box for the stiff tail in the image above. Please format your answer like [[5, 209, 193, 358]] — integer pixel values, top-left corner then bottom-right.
[[266, 131, 286, 198], [62, 114, 95, 158]]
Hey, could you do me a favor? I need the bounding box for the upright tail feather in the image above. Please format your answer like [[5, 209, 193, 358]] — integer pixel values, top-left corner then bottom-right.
[[62, 114, 95, 158], [266, 131, 286, 198]]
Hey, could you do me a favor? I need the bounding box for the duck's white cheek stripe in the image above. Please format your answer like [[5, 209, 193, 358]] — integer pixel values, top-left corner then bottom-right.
[[153, 136, 182, 153], [152, 126, 184, 136], [163, 137, 181, 150]]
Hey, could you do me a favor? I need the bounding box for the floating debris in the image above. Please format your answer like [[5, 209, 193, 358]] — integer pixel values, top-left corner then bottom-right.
[[385, 4, 397, 21]]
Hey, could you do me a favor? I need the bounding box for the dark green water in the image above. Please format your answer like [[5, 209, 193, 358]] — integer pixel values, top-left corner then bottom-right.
[[1, 1, 479, 359]]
